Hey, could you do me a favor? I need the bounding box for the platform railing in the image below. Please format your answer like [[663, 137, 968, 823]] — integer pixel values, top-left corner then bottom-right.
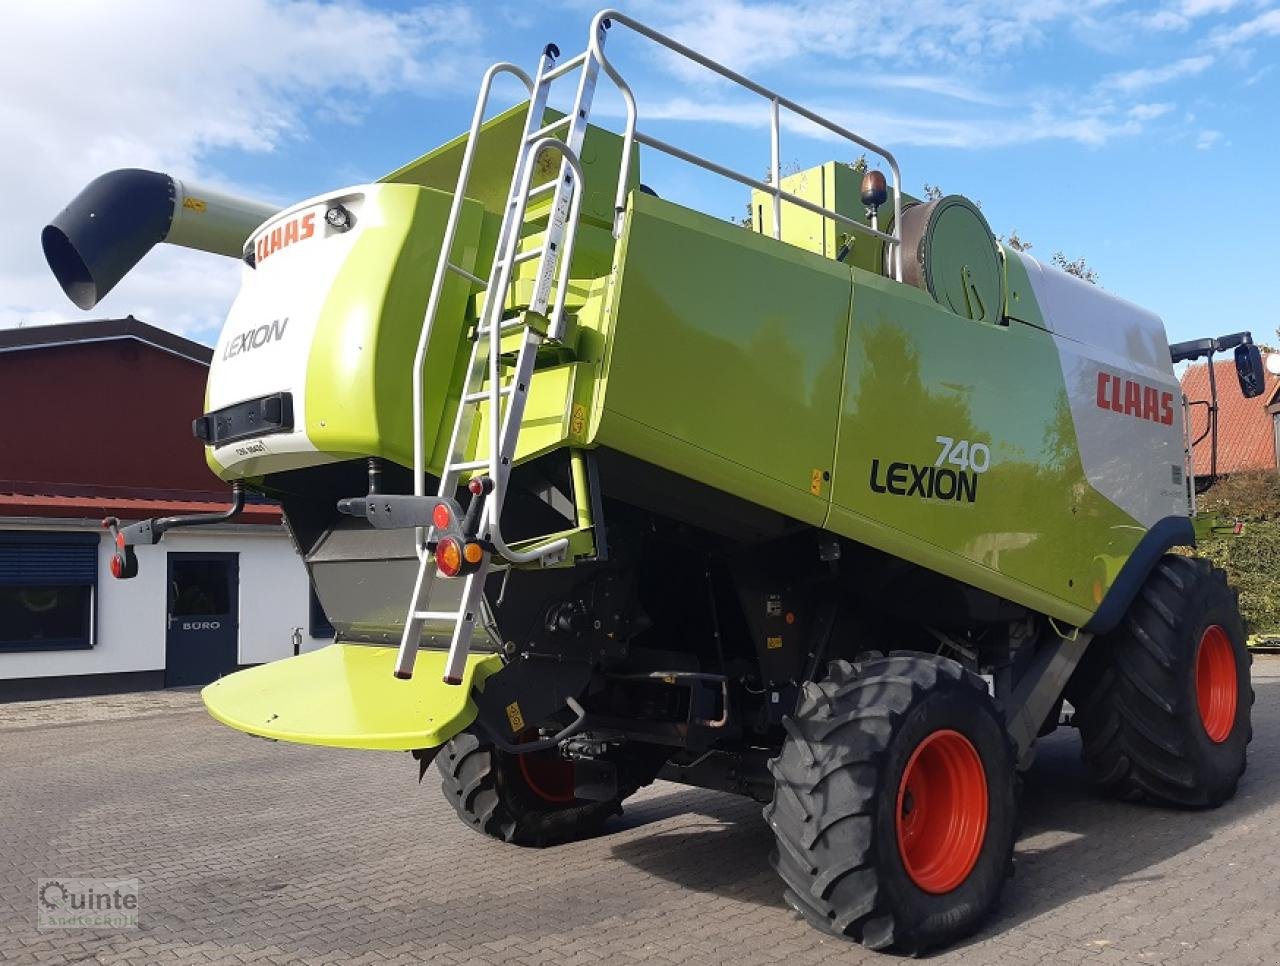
[[585, 9, 905, 281]]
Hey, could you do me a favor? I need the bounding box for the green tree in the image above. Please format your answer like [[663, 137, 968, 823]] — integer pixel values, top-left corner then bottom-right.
[[1051, 251, 1099, 285]]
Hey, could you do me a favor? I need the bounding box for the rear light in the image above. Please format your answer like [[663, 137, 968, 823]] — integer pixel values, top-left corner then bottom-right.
[[435, 537, 463, 577], [463, 542, 484, 566], [432, 504, 451, 530]]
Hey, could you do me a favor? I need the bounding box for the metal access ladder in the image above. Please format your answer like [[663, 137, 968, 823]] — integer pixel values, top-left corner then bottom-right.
[[386, 33, 608, 685]]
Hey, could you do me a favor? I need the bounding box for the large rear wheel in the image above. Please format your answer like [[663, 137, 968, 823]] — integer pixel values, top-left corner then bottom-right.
[[767, 654, 1017, 953], [1069, 555, 1252, 806]]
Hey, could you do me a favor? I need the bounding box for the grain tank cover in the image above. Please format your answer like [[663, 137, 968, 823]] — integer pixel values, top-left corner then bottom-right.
[[898, 195, 1001, 325]]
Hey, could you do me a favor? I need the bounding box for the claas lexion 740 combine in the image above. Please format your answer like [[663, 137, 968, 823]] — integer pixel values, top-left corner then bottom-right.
[[44, 10, 1268, 952]]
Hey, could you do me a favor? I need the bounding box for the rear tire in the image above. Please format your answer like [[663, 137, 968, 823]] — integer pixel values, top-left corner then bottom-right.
[[1069, 554, 1252, 807], [767, 654, 1017, 954], [436, 731, 660, 846]]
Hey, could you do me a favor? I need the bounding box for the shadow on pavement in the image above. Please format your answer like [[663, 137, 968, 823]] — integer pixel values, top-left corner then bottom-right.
[[607, 677, 1280, 941]]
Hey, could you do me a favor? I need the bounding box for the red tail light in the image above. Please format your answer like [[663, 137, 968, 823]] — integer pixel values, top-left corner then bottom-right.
[[435, 537, 463, 577], [432, 504, 451, 530]]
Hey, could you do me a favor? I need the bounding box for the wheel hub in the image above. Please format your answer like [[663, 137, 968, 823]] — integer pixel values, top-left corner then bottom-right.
[[1195, 624, 1237, 744], [895, 728, 988, 894]]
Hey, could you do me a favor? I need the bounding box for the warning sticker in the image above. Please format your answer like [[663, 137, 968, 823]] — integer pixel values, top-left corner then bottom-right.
[[810, 469, 823, 496], [766, 635, 783, 650], [570, 403, 587, 438], [182, 196, 208, 213], [504, 701, 526, 734]]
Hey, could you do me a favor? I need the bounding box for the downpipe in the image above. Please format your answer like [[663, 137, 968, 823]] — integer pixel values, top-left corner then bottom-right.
[[43, 169, 278, 309], [102, 482, 247, 579]]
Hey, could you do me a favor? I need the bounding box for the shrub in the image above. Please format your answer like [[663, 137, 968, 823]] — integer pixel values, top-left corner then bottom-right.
[[1197, 472, 1280, 634]]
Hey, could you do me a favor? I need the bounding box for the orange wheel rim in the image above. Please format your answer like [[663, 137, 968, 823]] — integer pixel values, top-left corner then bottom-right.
[[517, 745, 576, 804], [1195, 625, 1237, 744], [895, 729, 988, 894]]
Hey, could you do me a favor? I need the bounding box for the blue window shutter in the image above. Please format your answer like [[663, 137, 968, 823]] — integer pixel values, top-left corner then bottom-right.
[[0, 532, 100, 586]]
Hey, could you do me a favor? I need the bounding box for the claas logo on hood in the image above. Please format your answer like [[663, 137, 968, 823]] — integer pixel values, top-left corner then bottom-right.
[[255, 212, 315, 265]]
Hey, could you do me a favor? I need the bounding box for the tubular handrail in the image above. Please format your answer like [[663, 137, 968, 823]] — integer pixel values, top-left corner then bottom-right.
[[478, 135, 583, 565], [586, 9, 904, 280], [411, 61, 534, 531]]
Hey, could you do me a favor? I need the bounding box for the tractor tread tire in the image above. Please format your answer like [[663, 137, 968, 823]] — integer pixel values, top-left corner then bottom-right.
[[766, 654, 1017, 954], [437, 732, 659, 847], [1070, 555, 1252, 807]]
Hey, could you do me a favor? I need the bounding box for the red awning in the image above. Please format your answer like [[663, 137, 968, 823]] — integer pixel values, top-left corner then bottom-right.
[[0, 491, 281, 524]]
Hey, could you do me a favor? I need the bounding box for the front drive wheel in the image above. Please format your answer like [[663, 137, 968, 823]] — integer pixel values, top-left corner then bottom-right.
[[767, 655, 1017, 954], [1069, 554, 1252, 807], [436, 731, 658, 846]]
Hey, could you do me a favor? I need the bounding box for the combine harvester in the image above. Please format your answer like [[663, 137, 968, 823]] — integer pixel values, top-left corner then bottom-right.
[[44, 10, 1267, 952]]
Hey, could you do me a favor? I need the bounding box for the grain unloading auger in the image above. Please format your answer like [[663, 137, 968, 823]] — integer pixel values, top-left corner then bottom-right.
[[45, 9, 1268, 953]]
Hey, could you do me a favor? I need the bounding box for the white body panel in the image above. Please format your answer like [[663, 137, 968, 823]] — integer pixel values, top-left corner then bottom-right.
[[207, 186, 379, 478], [1017, 254, 1187, 528]]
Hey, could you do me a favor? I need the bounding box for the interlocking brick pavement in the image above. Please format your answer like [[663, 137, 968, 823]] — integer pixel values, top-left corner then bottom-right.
[[2, 658, 1279, 965]]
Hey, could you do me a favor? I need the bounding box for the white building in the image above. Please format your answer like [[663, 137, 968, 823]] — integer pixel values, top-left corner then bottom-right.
[[0, 319, 328, 699]]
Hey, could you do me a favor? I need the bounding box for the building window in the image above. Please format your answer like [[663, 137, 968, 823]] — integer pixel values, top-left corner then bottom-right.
[[0, 531, 98, 651], [309, 584, 335, 639]]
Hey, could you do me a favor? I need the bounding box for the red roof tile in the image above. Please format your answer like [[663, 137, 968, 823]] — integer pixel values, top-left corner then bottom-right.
[[1180, 357, 1280, 476], [0, 491, 282, 524]]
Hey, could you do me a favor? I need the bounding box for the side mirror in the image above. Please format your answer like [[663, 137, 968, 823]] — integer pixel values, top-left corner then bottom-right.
[[1235, 342, 1265, 398]]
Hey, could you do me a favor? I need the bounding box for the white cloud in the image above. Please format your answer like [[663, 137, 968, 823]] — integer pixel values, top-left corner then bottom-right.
[[1143, 10, 1191, 31], [1, 0, 482, 339], [1128, 102, 1176, 120], [1196, 129, 1224, 149], [630, 94, 1141, 150], [1181, 0, 1241, 17], [637, 0, 1111, 80], [857, 74, 1009, 107], [1211, 8, 1280, 47], [1100, 54, 1214, 93], [1244, 64, 1275, 85]]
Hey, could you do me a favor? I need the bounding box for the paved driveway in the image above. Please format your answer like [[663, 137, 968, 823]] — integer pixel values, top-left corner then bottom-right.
[[2, 659, 1279, 965]]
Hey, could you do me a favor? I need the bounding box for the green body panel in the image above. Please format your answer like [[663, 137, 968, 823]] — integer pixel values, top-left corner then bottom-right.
[[999, 245, 1046, 329], [202, 643, 502, 751], [583, 191, 1144, 625], [303, 185, 484, 468], [382, 103, 638, 234], [749, 162, 910, 277], [593, 192, 850, 526], [827, 269, 1139, 624]]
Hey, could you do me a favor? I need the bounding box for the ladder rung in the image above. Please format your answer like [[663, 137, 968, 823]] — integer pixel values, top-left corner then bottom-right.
[[543, 51, 587, 82], [446, 261, 486, 287], [513, 246, 545, 265], [412, 610, 461, 621], [448, 459, 490, 472], [476, 318, 528, 337], [528, 179, 558, 199], [527, 116, 570, 141], [463, 386, 514, 403]]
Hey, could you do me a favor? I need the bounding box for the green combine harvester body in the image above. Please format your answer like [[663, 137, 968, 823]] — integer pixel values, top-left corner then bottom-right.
[[44, 10, 1265, 953]]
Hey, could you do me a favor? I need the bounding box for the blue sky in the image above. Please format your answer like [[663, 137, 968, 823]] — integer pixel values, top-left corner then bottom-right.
[[4, 0, 1278, 347]]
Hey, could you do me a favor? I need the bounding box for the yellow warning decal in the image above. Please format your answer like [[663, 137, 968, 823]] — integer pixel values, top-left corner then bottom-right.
[[570, 403, 587, 438], [182, 196, 208, 213], [766, 635, 783, 650], [505, 701, 525, 734], [810, 469, 823, 496]]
